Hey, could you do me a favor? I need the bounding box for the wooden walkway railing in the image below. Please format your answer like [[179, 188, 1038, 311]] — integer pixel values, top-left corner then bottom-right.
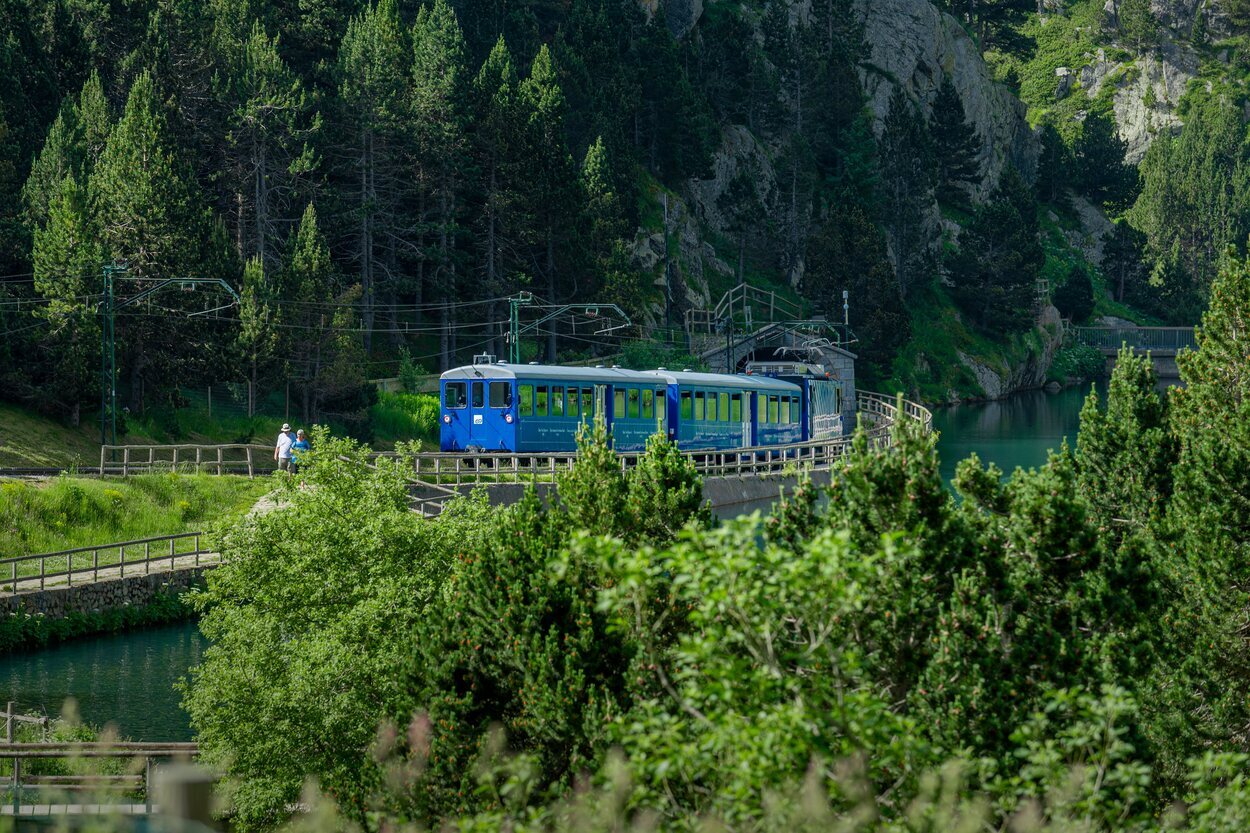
[[0, 742, 199, 816], [98, 443, 274, 477], [0, 532, 217, 595]]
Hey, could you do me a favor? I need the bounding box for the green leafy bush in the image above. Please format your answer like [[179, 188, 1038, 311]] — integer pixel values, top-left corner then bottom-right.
[[1048, 344, 1106, 383]]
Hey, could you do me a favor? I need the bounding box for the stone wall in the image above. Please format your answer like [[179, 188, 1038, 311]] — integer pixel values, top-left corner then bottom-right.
[[0, 568, 209, 618]]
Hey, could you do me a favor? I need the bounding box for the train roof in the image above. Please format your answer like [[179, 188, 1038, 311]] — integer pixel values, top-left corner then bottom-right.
[[640, 369, 801, 393], [440, 363, 655, 383], [440, 363, 800, 392]]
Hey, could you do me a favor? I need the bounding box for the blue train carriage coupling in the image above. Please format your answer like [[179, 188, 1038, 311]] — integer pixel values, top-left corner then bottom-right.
[[743, 357, 851, 442], [640, 370, 803, 452], [439, 362, 667, 453]]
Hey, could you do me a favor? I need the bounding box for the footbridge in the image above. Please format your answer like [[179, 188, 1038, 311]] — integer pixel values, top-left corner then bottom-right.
[[1069, 325, 1196, 378]]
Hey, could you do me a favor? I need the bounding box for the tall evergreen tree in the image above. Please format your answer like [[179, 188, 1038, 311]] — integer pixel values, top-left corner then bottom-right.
[[31, 174, 101, 423], [928, 76, 981, 207], [948, 166, 1042, 334], [236, 255, 280, 415], [880, 87, 934, 298], [283, 202, 338, 421], [1101, 219, 1148, 304], [1076, 111, 1135, 208], [335, 0, 408, 354]]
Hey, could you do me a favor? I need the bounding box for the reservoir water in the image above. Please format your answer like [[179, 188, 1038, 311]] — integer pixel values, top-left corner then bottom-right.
[[0, 382, 1114, 741], [0, 621, 202, 740]]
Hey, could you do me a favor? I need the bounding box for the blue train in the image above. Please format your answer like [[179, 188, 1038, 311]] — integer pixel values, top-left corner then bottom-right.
[[438, 360, 848, 453]]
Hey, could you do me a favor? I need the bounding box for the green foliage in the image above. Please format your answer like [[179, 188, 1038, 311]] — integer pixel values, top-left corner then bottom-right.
[[369, 390, 439, 446], [1110, 0, 1160, 50], [1046, 344, 1105, 383], [1053, 264, 1095, 321], [928, 76, 981, 207], [396, 348, 425, 394], [1075, 112, 1137, 210], [617, 341, 706, 373]]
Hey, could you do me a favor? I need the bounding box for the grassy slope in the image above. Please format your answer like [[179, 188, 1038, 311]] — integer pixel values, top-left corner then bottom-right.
[[0, 473, 269, 556]]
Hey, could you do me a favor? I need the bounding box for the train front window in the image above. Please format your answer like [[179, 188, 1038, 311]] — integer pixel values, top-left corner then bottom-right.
[[552, 386, 565, 417], [536, 387, 548, 417], [445, 382, 466, 409], [519, 385, 533, 416], [471, 382, 484, 409], [642, 389, 653, 419], [731, 394, 742, 422], [489, 382, 511, 408]]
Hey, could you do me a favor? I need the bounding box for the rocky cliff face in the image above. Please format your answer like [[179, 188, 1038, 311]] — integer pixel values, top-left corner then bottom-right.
[[857, 0, 1038, 195]]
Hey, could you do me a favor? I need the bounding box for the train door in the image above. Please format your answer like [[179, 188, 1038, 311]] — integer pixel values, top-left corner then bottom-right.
[[466, 381, 488, 449]]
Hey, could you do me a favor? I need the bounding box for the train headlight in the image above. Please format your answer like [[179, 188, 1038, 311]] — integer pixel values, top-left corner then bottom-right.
[[442, 414, 451, 424], [505, 413, 514, 423]]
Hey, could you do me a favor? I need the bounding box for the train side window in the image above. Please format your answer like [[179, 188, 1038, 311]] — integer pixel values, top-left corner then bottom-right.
[[536, 386, 549, 417], [642, 389, 654, 419], [792, 396, 801, 423], [780, 396, 790, 425], [627, 388, 640, 419], [582, 387, 595, 417], [706, 391, 717, 421], [694, 391, 705, 421], [768, 395, 779, 424], [731, 393, 743, 422], [680, 391, 692, 420], [567, 388, 579, 418], [471, 382, 484, 409], [835, 387, 842, 413], [489, 382, 512, 408], [657, 390, 666, 422], [519, 385, 533, 416], [445, 382, 466, 409], [718, 392, 730, 422], [614, 389, 626, 419]]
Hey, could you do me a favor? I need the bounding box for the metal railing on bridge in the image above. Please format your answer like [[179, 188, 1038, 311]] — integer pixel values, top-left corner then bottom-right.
[[1070, 326, 1197, 353], [0, 532, 217, 595]]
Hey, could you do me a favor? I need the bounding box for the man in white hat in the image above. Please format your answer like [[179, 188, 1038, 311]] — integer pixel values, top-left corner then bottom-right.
[[274, 423, 294, 472]]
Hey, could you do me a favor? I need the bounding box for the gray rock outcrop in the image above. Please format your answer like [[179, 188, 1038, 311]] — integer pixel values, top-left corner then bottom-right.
[[856, 0, 1038, 198]]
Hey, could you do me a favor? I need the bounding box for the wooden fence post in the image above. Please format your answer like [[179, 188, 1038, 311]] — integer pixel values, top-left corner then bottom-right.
[[217, 447, 224, 475], [246, 447, 254, 478], [122, 447, 130, 477]]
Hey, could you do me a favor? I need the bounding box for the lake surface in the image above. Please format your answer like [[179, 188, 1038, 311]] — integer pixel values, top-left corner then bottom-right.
[[0, 383, 1119, 742], [932, 382, 1101, 485], [0, 621, 202, 740]]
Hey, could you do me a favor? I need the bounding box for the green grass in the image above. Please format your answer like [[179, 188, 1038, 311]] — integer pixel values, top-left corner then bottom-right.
[[0, 473, 269, 557], [371, 391, 440, 449]]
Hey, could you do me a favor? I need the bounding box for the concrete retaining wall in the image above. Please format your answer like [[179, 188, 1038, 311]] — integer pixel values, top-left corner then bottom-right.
[[0, 569, 209, 618]]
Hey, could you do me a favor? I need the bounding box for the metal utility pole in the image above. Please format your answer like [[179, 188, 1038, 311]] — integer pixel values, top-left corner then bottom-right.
[[99, 271, 241, 446], [506, 291, 631, 364]]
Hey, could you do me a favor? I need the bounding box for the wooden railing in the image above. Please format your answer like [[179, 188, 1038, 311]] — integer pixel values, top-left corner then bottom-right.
[[98, 444, 274, 477], [0, 532, 217, 595], [0, 742, 199, 815]]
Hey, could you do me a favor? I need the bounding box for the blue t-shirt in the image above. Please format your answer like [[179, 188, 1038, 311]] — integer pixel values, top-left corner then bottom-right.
[[291, 439, 311, 460]]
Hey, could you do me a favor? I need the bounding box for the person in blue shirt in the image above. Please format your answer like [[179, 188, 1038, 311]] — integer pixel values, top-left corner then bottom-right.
[[291, 429, 311, 474]]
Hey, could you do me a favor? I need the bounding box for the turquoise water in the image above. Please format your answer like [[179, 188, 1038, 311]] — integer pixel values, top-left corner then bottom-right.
[[0, 621, 202, 740], [933, 383, 1102, 485]]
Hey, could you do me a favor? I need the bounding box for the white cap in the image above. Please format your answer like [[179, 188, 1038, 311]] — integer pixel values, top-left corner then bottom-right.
[[282, 423, 291, 431]]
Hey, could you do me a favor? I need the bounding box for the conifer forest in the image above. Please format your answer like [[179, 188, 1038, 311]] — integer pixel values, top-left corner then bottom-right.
[[5, 0, 1250, 830]]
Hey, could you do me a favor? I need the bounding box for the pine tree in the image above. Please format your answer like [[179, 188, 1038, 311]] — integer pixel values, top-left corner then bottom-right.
[[218, 20, 317, 271], [1112, 0, 1159, 48], [556, 414, 628, 536], [947, 166, 1042, 334], [928, 76, 981, 206], [410, 0, 469, 368], [1035, 120, 1069, 206], [22, 102, 81, 228], [1076, 111, 1135, 208], [624, 433, 710, 546], [336, 0, 408, 354], [1053, 264, 1095, 322], [236, 255, 280, 416], [1101, 219, 1147, 304], [880, 87, 935, 298], [803, 203, 910, 372], [520, 44, 578, 360], [283, 203, 338, 422], [31, 174, 101, 423]]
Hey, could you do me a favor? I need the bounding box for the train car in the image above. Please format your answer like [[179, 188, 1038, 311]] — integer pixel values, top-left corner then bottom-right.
[[640, 370, 802, 449], [439, 363, 664, 453], [744, 359, 848, 442]]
